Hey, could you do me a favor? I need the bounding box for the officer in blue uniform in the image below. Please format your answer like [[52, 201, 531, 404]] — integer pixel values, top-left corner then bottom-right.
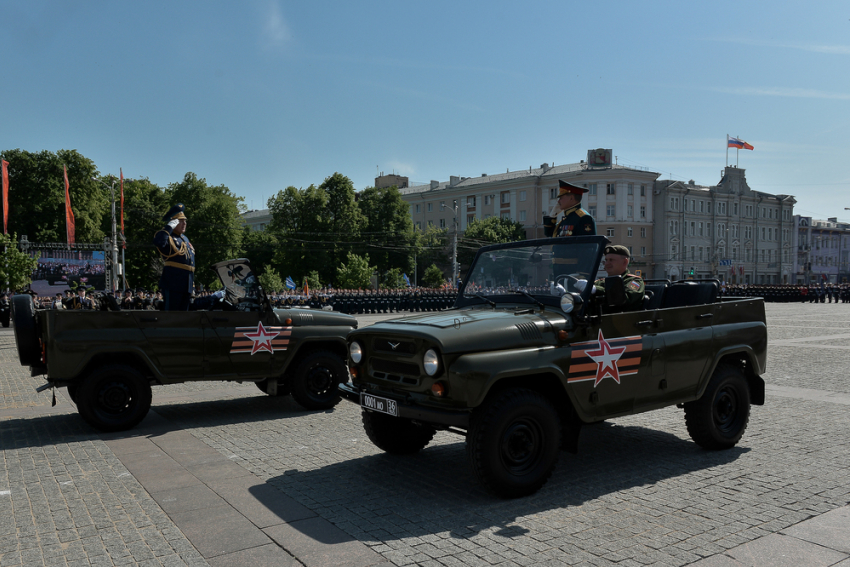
[[153, 204, 195, 311]]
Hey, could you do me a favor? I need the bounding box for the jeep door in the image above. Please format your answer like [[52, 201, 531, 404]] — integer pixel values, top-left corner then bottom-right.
[[133, 311, 208, 381], [566, 310, 656, 420], [206, 311, 288, 378]]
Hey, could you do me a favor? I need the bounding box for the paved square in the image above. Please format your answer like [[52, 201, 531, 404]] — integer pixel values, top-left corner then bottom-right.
[[1, 303, 849, 566]]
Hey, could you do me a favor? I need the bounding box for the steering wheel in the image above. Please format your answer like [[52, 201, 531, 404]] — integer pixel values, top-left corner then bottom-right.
[[555, 273, 583, 293]]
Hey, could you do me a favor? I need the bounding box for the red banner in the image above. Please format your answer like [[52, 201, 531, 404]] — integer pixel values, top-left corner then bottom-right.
[[64, 165, 75, 248], [120, 168, 125, 249], [1, 159, 8, 234]]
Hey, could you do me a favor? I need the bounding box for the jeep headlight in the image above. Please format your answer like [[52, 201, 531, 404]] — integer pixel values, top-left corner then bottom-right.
[[560, 294, 575, 313], [423, 349, 439, 376], [349, 341, 363, 364]]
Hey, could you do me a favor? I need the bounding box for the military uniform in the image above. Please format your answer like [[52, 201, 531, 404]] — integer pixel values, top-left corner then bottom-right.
[[592, 245, 644, 314], [153, 204, 195, 311], [543, 180, 596, 238]]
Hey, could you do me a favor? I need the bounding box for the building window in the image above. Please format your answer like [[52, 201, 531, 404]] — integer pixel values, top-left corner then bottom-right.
[[627, 227, 633, 237], [700, 201, 705, 213], [519, 210, 526, 221], [467, 215, 475, 225], [640, 227, 647, 238], [607, 205, 616, 217], [427, 220, 434, 228], [519, 190, 526, 202], [641, 246, 646, 256], [415, 204, 421, 213], [733, 202, 738, 215], [627, 246, 633, 255], [671, 245, 678, 260], [467, 196, 476, 207], [640, 185, 646, 197], [627, 205, 633, 217], [415, 221, 422, 230], [501, 192, 510, 204], [640, 205, 646, 218], [501, 212, 511, 220], [627, 183, 634, 195], [588, 183, 597, 195], [718, 202, 727, 215], [698, 222, 703, 236], [485, 195, 492, 205], [427, 203, 433, 212], [439, 219, 446, 228], [699, 247, 704, 261], [606, 228, 615, 237], [589, 206, 597, 217], [607, 183, 616, 195], [690, 222, 695, 236], [548, 188, 556, 200]]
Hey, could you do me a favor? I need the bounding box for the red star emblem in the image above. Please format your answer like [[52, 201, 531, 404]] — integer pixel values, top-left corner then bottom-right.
[[242, 321, 280, 355], [585, 330, 627, 386]]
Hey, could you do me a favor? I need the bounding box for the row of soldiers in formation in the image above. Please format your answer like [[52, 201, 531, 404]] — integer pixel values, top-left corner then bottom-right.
[[268, 288, 460, 314], [719, 284, 850, 303]]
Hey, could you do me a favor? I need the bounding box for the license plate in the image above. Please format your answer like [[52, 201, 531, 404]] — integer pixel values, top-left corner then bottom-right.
[[360, 392, 399, 417]]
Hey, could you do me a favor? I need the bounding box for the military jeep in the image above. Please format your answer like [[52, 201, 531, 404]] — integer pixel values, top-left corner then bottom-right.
[[12, 259, 356, 432], [341, 236, 767, 498]]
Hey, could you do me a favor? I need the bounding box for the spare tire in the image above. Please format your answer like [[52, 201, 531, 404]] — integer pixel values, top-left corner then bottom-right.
[[11, 294, 41, 366]]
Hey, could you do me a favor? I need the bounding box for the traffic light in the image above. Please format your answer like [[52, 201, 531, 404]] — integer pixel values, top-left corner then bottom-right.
[[689, 266, 695, 276]]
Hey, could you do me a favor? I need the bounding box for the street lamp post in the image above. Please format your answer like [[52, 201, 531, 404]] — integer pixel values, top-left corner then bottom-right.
[[441, 200, 459, 287]]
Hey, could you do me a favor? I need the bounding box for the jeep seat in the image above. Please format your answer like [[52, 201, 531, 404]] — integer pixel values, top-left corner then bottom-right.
[[661, 281, 718, 308]]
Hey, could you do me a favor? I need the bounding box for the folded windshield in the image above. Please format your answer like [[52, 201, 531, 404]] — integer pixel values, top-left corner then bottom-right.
[[463, 240, 603, 297]]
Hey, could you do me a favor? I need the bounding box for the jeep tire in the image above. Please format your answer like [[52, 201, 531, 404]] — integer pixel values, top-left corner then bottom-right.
[[362, 411, 436, 454], [11, 295, 40, 366], [289, 350, 345, 410], [467, 388, 561, 498], [684, 364, 750, 450], [76, 365, 152, 432]]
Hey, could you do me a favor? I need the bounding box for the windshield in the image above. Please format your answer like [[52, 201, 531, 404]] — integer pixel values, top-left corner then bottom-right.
[[213, 259, 261, 303], [462, 238, 604, 298]]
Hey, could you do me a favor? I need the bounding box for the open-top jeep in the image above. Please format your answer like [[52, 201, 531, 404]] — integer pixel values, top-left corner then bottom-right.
[[11, 259, 356, 432], [341, 236, 767, 497]]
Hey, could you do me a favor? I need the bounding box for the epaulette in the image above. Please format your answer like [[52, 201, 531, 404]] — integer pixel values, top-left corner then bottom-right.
[[576, 209, 586, 217]]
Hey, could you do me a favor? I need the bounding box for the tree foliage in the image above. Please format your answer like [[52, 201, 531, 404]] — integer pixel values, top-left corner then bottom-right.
[[0, 233, 39, 291], [0, 149, 106, 243], [457, 217, 526, 272], [422, 264, 445, 288], [357, 185, 415, 276], [336, 252, 373, 289], [259, 267, 283, 293]]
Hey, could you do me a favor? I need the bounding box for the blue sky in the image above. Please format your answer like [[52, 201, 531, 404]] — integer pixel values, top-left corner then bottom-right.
[[2, 1, 848, 219]]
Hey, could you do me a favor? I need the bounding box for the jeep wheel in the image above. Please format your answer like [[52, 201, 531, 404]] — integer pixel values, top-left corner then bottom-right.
[[683, 364, 750, 450], [11, 295, 40, 366], [255, 378, 291, 397], [66, 384, 78, 404], [362, 411, 436, 454], [76, 365, 152, 432], [467, 388, 561, 498], [290, 350, 345, 410]]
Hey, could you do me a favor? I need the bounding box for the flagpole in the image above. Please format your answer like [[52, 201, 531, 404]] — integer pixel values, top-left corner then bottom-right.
[[726, 135, 729, 166]]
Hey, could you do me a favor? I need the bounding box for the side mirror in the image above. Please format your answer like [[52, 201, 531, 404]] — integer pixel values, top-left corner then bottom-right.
[[604, 276, 627, 307]]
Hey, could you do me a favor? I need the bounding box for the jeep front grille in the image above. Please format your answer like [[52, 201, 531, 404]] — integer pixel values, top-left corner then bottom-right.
[[373, 339, 416, 355], [371, 358, 420, 376]]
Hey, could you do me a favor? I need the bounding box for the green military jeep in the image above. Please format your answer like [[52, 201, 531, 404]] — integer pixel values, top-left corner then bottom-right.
[[12, 259, 356, 432], [341, 236, 767, 498]]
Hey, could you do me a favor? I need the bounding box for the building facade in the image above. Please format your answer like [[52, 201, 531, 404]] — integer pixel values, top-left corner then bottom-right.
[[241, 209, 272, 231], [399, 150, 659, 277], [652, 166, 796, 283], [793, 216, 850, 283]]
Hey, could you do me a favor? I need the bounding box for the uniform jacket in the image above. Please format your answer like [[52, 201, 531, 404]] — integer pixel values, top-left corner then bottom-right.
[[544, 204, 596, 237], [153, 225, 195, 294]]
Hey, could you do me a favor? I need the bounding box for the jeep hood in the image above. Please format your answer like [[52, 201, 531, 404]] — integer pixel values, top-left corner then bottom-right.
[[275, 308, 357, 328], [360, 308, 564, 353]]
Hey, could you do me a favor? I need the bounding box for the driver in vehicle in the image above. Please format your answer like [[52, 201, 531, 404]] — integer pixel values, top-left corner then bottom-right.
[[591, 245, 645, 313]]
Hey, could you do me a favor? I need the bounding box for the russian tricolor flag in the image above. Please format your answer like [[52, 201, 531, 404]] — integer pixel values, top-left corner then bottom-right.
[[727, 136, 754, 150]]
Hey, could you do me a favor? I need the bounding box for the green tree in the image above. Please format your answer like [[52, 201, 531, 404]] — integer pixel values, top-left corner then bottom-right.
[[268, 185, 328, 281], [356, 185, 415, 276], [414, 226, 449, 286], [422, 264, 445, 288], [0, 149, 107, 244], [241, 227, 278, 277], [457, 217, 526, 272], [305, 270, 321, 291], [259, 267, 284, 293], [382, 267, 405, 289], [320, 173, 363, 276], [167, 173, 245, 288], [0, 233, 39, 290], [336, 252, 373, 289], [107, 175, 170, 290]]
